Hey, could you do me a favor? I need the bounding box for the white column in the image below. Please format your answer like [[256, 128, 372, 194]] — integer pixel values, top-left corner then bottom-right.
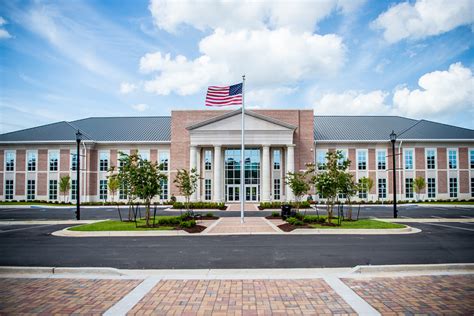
[[190, 146, 197, 202], [213, 146, 222, 202], [196, 148, 201, 201], [286, 145, 295, 202], [262, 146, 271, 202]]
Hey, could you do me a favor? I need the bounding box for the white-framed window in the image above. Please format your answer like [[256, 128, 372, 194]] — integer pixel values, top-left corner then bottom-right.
[[71, 154, 77, 171], [378, 178, 387, 199], [5, 151, 15, 171], [204, 150, 212, 171], [99, 151, 109, 171], [119, 183, 127, 200], [5, 180, 14, 200], [338, 149, 348, 167], [71, 179, 77, 201], [205, 179, 212, 201], [405, 178, 414, 199], [99, 179, 108, 200], [273, 149, 281, 170], [357, 150, 367, 170], [449, 177, 458, 198], [159, 151, 169, 171], [27, 151, 37, 171], [316, 150, 327, 170], [27, 180, 35, 200], [426, 149, 436, 170], [427, 178, 436, 199], [273, 178, 281, 200], [358, 178, 368, 199], [49, 151, 59, 171], [139, 150, 149, 161], [377, 150, 386, 170], [49, 180, 58, 200], [160, 178, 168, 200], [470, 149, 474, 169], [118, 150, 129, 168], [404, 149, 414, 170], [448, 149, 457, 169], [471, 178, 474, 198]]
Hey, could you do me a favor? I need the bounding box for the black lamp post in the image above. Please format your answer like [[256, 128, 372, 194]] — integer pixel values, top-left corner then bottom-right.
[[390, 130, 398, 218], [75, 130, 82, 220]]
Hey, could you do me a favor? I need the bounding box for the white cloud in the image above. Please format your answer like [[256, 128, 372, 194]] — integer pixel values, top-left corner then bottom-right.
[[314, 90, 391, 115], [372, 0, 474, 43], [247, 87, 297, 108], [0, 16, 12, 39], [392, 62, 473, 117], [142, 28, 345, 95], [149, 0, 365, 33], [119, 82, 137, 94], [131, 103, 149, 112]]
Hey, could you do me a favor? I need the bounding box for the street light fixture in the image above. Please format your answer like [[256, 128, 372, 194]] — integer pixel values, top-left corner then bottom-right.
[[389, 130, 398, 218], [75, 130, 82, 220]]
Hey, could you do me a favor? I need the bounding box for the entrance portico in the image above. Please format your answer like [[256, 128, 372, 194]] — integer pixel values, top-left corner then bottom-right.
[[186, 110, 296, 203]]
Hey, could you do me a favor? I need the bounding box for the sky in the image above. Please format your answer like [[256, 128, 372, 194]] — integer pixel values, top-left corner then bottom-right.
[[0, 0, 473, 134]]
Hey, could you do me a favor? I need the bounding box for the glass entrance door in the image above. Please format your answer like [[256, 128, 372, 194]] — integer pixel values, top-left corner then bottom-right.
[[226, 185, 240, 202], [245, 185, 259, 201]]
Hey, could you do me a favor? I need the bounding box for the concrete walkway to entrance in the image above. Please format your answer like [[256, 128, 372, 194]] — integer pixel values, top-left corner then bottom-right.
[[225, 203, 259, 211], [205, 217, 280, 234]]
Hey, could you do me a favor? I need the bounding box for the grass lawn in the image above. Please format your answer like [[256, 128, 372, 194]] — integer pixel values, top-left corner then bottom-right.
[[69, 219, 175, 231], [309, 219, 405, 229]]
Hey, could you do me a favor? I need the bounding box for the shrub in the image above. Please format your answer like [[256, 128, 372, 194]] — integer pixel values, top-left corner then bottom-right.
[[180, 220, 196, 228], [287, 217, 304, 226], [271, 211, 280, 217], [303, 215, 326, 224], [172, 202, 226, 210], [154, 216, 181, 226], [293, 212, 304, 220], [205, 212, 214, 217], [259, 201, 311, 210]]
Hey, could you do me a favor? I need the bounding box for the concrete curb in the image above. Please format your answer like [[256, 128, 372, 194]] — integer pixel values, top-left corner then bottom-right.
[[52, 227, 191, 237], [380, 218, 474, 223], [0, 266, 123, 276], [351, 263, 474, 274], [288, 226, 420, 235], [0, 220, 105, 225]]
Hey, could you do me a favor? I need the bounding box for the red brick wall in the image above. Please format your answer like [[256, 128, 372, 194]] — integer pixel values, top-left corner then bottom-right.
[[348, 149, 356, 171], [415, 148, 424, 170], [459, 147, 468, 169], [37, 173, 47, 195], [16, 150, 25, 171], [459, 170, 469, 193], [150, 149, 157, 163], [0, 173, 3, 196], [416, 171, 426, 193], [38, 149, 48, 171], [88, 150, 98, 196], [16, 173, 25, 195], [368, 149, 375, 170], [437, 148, 446, 170], [438, 171, 447, 193], [60, 149, 70, 172], [0, 150, 4, 172], [369, 171, 377, 194], [110, 149, 118, 169]]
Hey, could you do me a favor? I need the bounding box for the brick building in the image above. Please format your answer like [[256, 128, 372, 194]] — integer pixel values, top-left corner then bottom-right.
[[0, 109, 473, 203]]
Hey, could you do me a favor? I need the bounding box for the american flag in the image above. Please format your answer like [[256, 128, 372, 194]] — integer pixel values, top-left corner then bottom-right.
[[205, 83, 243, 107]]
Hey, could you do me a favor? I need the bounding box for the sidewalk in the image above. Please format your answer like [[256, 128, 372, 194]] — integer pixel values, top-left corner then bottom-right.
[[0, 264, 473, 315]]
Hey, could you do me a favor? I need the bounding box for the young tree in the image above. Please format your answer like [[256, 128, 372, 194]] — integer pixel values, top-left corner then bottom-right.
[[173, 168, 199, 211], [59, 175, 71, 203], [117, 152, 135, 221], [338, 172, 358, 220], [285, 171, 311, 213], [413, 176, 426, 201], [358, 176, 374, 202], [107, 173, 120, 203]]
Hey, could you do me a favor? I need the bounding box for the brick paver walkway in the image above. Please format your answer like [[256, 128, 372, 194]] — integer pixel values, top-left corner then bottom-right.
[[206, 217, 277, 234], [0, 278, 141, 315], [226, 203, 259, 211], [128, 279, 355, 316], [343, 274, 474, 315]]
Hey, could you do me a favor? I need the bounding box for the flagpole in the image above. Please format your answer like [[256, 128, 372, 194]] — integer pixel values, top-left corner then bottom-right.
[[240, 75, 245, 223]]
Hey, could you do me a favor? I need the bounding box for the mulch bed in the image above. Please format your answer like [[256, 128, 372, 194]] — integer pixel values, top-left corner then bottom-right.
[[278, 223, 310, 232], [198, 216, 219, 220], [265, 216, 282, 219], [182, 225, 207, 234]]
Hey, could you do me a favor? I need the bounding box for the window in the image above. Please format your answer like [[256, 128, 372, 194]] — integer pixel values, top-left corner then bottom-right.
[[27, 180, 35, 200], [5, 180, 14, 200], [449, 178, 457, 198], [316, 150, 326, 170], [378, 178, 386, 199], [119, 183, 127, 200], [160, 178, 168, 200], [274, 179, 281, 200], [273, 149, 281, 170], [99, 152, 109, 171], [27, 151, 36, 171], [71, 180, 77, 201], [49, 151, 59, 171], [377, 150, 386, 170], [404, 149, 413, 170], [139, 150, 149, 161], [49, 180, 58, 200], [358, 179, 367, 199], [159, 152, 169, 171], [471, 178, 474, 198], [204, 150, 212, 171], [338, 149, 348, 167], [205, 179, 212, 201], [357, 150, 367, 170], [71, 154, 77, 171], [470, 150, 474, 169], [5, 151, 15, 171], [448, 149, 457, 169], [405, 178, 414, 199], [427, 178, 436, 199], [426, 149, 436, 170], [99, 180, 108, 200]]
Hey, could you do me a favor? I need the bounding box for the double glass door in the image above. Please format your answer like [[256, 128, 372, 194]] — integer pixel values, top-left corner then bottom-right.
[[226, 185, 259, 202], [227, 185, 240, 202]]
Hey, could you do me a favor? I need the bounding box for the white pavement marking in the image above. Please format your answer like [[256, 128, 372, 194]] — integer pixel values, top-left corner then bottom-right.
[[417, 222, 474, 232], [324, 276, 380, 316], [103, 277, 161, 316], [0, 224, 55, 233]]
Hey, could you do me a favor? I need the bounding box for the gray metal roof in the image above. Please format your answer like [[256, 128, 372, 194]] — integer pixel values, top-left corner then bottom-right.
[[314, 116, 474, 141], [0, 121, 79, 142]]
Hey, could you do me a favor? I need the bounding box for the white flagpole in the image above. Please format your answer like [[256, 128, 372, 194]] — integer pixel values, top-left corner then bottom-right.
[[240, 75, 245, 223]]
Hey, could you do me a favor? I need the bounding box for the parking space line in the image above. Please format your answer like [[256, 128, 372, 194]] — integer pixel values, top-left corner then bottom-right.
[[417, 222, 474, 232]]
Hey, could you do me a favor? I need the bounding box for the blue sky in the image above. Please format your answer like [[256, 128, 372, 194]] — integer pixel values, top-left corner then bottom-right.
[[0, 0, 473, 133]]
